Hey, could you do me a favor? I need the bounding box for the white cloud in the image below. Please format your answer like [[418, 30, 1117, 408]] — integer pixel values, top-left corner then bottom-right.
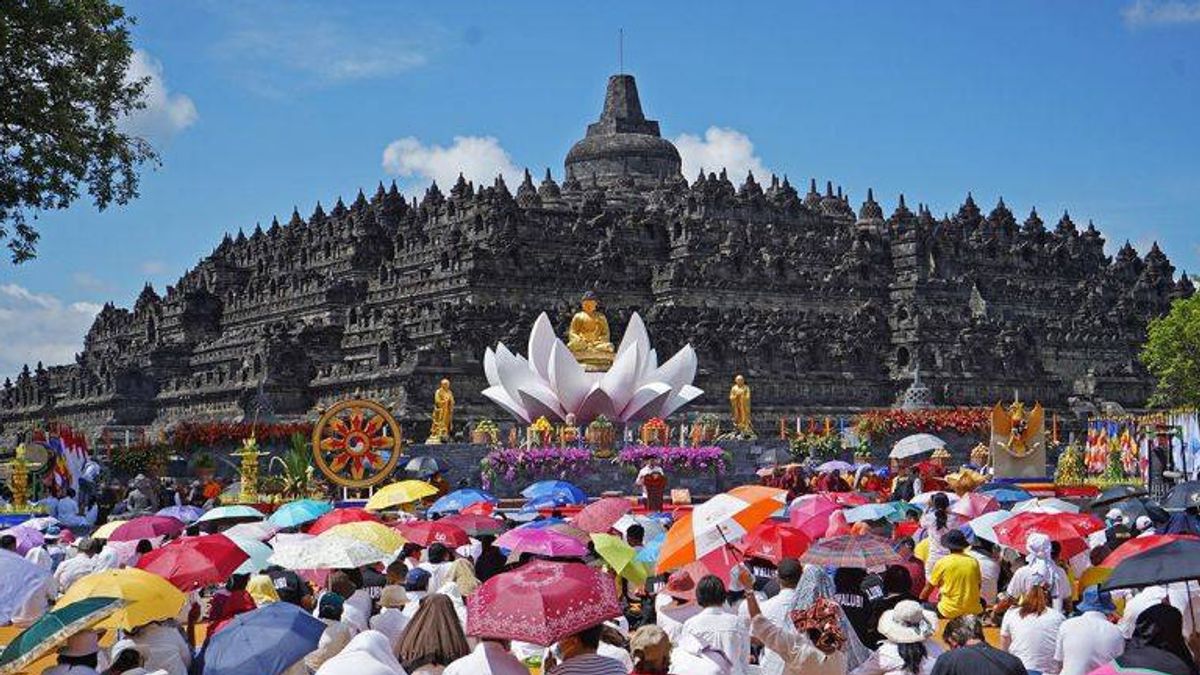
[[381, 136, 522, 193], [673, 127, 771, 183], [120, 50, 198, 140], [71, 272, 117, 295], [0, 285, 101, 376], [1122, 0, 1200, 25], [140, 260, 169, 276]]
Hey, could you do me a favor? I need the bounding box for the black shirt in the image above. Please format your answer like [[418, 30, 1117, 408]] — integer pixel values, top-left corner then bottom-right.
[[931, 643, 1027, 675], [267, 568, 311, 606]]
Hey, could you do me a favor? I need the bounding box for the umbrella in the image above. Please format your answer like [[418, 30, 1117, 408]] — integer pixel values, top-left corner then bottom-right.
[[1106, 498, 1151, 522], [268, 499, 333, 529], [800, 534, 901, 569], [322, 522, 406, 553], [1102, 534, 1200, 568], [0, 526, 43, 555], [269, 535, 390, 569], [223, 521, 280, 541], [787, 494, 841, 539], [307, 508, 380, 535], [993, 511, 1104, 558], [964, 509, 1014, 544], [197, 505, 265, 524], [883, 501, 922, 523], [20, 517, 60, 532], [230, 535, 275, 575], [428, 488, 497, 515], [0, 597, 123, 675], [890, 433, 946, 459], [108, 515, 185, 542], [135, 534, 249, 590], [495, 527, 588, 558], [521, 480, 587, 505], [844, 503, 897, 524], [438, 514, 505, 537], [977, 484, 1033, 504], [821, 491, 870, 508], [949, 493, 1000, 520], [1164, 482, 1200, 512], [462, 501, 496, 516], [613, 513, 666, 542], [1101, 539, 1200, 591], [404, 456, 441, 477], [395, 521, 470, 548], [197, 601, 326, 675], [522, 493, 579, 511], [364, 480, 439, 511], [1012, 497, 1080, 514], [1091, 485, 1149, 511], [466, 560, 621, 645], [0, 551, 51, 626], [910, 491, 960, 508], [56, 568, 187, 630], [590, 533, 650, 585], [738, 521, 811, 564], [816, 460, 856, 473], [157, 505, 205, 523], [92, 520, 128, 540], [636, 534, 664, 564], [657, 485, 788, 573], [572, 497, 633, 534]]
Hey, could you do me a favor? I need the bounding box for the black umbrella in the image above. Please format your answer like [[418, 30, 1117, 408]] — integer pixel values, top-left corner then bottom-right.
[[1101, 539, 1200, 591], [1163, 481, 1200, 512], [405, 456, 441, 477], [1105, 497, 1151, 522], [1090, 485, 1148, 511]]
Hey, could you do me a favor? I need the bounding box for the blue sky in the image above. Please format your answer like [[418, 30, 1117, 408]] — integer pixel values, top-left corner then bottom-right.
[[3, 0, 1199, 376]]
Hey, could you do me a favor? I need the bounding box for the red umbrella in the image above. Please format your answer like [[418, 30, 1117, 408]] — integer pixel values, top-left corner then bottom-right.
[[308, 508, 380, 535], [738, 521, 811, 565], [993, 511, 1104, 558], [466, 560, 621, 645], [136, 534, 249, 590], [1102, 533, 1199, 568], [462, 501, 495, 516], [108, 515, 185, 543], [572, 497, 633, 534], [950, 493, 999, 520], [395, 521, 470, 548], [438, 514, 505, 537]]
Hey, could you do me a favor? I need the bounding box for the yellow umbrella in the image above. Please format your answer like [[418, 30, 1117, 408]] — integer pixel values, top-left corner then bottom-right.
[[322, 522, 406, 554], [365, 480, 438, 511], [590, 533, 649, 585], [56, 569, 187, 630], [92, 520, 128, 540]]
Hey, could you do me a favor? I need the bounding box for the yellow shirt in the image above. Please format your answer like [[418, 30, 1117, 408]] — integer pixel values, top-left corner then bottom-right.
[[930, 551, 983, 619]]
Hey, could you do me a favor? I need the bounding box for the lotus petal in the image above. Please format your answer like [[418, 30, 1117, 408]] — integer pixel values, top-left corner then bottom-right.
[[600, 341, 640, 412], [517, 383, 567, 421], [494, 343, 542, 406], [482, 385, 530, 423], [660, 384, 704, 418], [652, 344, 698, 394], [548, 341, 590, 412], [483, 347, 501, 386], [617, 313, 653, 379], [528, 313, 557, 381], [578, 386, 616, 422], [621, 382, 673, 421]]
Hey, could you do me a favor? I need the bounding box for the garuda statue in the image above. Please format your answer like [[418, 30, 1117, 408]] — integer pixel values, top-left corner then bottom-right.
[[991, 399, 1044, 459]]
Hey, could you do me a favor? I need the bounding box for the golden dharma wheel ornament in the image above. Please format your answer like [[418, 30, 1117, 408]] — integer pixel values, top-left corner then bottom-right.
[[312, 399, 403, 488]]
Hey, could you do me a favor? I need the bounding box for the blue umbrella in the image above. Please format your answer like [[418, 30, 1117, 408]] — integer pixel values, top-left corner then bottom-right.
[[267, 500, 332, 529], [521, 480, 586, 504], [521, 494, 578, 511], [844, 503, 896, 524], [198, 602, 325, 675], [157, 505, 205, 523], [428, 488, 497, 515], [978, 483, 1033, 503], [636, 534, 664, 563], [517, 517, 567, 530]]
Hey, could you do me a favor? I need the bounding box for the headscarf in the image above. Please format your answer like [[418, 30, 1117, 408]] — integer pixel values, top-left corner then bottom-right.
[[1023, 531, 1062, 598], [1118, 604, 1199, 675], [248, 575, 280, 606], [396, 593, 471, 672], [447, 558, 480, 595], [794, 565, 871, 669], [315, 630, 405, 675]]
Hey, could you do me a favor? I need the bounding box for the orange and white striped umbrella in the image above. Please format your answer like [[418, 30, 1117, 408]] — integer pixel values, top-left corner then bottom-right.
[[656, 485, 787, 574]]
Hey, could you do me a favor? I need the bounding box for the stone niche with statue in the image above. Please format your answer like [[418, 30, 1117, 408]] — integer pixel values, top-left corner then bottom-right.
[[989, 399, 1047, 479]]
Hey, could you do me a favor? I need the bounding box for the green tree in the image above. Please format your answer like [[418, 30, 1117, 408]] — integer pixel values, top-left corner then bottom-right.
[[0, 0, 157, 263], [1142, 293, 1200, 408]]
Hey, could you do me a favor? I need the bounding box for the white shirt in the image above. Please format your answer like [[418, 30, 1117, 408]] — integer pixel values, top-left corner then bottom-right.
[[920, 513, 951, 575], [1055, 611, 1125, 675], [681, 606, 751, 675], [26, 546, 53, 572], [41, 666, 99, 675], [755, 588, 800, 675], [368, 607, 409, 652], [419, 561, 454, 591], [128, 623, 193, 675], [54, 554, 96, 593], [851, 640, 943, 675], [1007, 564, 1073, 612], [655, 593, 702, 644], [11, 575, 53, 627], [54, 497, 80, 521], [443, 640, 530, 675], [1118, 582, 1200, 638], [636, 466, 664, 498], [1001, 608, 1065, 675], [751, 614, 845, 675]]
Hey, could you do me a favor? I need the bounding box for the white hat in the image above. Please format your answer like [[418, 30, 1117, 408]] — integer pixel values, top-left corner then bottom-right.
[[1135, 515, 1153, 530], [110, 638, 141, 661], [877, 600, 937, 644], [1106, 508, 1123, 521]]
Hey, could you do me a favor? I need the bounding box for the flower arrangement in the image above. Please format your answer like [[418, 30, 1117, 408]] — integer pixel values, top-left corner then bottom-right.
[[691, 413, 721, 445], [170, 421, 313, 450], [471, 419, 500, 445], [640, 418, 669, 446], [586, 415, 616, 457], [789, 432, 841, 460], [616, 445, 730, 476], [528, 416, 554, 447], [480, 446, 594, 490], [111, 441, 169, 477], [853, 408, 989, 442]]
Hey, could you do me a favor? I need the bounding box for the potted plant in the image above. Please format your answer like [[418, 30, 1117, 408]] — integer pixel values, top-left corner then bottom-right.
[[586, 415, 616, 458]]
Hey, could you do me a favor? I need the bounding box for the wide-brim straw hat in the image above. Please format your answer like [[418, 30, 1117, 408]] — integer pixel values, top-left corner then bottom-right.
[[878, 600, 937, 644]]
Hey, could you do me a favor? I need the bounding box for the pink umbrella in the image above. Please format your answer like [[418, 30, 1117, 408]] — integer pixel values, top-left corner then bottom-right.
[[788, 494, 841, 539], [0, 526, 43, 555], [949, 492, 999, 521], [467, 560, 622, 645], [224, 521, 279, 542], [495, 527, 588, 558], [572, 497, 633, 534], [108, 515, 186, 543]]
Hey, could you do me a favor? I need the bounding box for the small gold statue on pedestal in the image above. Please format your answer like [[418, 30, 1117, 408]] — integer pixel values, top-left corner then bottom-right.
[[235, 435, 261, 504], [567, 291, 615, 372], [559, 413, 580, 447], [427, 378, 455, 444], [8, 444, 30, 511], [729, 374, 755, 436]]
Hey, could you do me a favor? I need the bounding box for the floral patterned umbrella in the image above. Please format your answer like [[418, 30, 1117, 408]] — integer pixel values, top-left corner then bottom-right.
[[572, 497, 633, 534]]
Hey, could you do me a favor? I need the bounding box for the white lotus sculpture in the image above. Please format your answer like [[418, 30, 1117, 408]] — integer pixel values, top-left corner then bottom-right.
[[482, 312, 703, 424]]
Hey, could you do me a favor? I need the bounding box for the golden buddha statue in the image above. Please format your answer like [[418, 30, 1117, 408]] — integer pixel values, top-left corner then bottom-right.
[[427, 378, 455, 444], [729, 374, 754, 435], [567, 291, 615, 371]]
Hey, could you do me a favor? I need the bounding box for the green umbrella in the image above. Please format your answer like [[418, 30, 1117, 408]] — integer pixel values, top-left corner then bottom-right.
[[0, 597, 123, 675], [590, 533, 650, 586]]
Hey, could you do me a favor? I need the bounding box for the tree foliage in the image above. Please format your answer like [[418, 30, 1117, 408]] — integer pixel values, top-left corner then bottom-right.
[[1142, 293, 1200, 408], [0, 0, 157, 263]]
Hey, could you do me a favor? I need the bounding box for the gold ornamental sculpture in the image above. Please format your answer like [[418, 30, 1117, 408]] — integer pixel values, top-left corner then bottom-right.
[[234, 435, 261, 504], [729, 374, 755, 436], [7, 444, 30, 511], [312, 399, 403, 489], [989, 397, 1046, 479], [566, 291, 615, 371], [426, 378, 455, 444]]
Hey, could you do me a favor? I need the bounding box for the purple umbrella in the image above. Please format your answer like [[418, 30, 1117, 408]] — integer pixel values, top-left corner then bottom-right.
[[495, 526, 588, 558], [158, 505, 205, 524], [0, 526, 44, 555], [816, 460, 855, 474]]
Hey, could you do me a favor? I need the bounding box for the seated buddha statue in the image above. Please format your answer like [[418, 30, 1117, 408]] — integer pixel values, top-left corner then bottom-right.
[[567, 291, 615, 371]]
